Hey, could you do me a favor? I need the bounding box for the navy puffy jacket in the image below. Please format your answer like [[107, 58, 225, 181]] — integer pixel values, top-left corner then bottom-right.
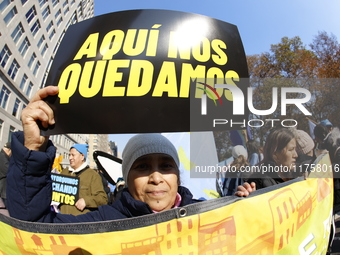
[[7, 132, 196, 223]]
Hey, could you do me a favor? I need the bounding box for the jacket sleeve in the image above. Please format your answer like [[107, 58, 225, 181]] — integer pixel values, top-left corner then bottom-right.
[[6, 131, 56, 221], [6, 132, 118, 223], [83, 171, 108, 208]]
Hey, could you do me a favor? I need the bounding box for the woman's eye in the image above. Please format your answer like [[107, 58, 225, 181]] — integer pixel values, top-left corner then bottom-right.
[[162, 163, 174, 169], [134, 163, 148, 169]]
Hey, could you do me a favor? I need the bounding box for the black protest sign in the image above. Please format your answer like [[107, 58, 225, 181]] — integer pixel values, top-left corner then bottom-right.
[[44, 9, 249, 134], [51, 174, 79, 205]]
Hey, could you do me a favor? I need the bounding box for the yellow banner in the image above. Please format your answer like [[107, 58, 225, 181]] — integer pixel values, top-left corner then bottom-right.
[[0, 154, 333, 254]]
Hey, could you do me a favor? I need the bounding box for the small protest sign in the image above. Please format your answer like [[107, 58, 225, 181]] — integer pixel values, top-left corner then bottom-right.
[[51, 173, 80, 206]]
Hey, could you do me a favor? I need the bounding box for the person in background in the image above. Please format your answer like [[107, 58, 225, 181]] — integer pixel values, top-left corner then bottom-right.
[[320, 119, 333, 133], [220, 145, 250, 196], [314, 123, 340, 213], [58, 144, 108, 215], [314, 119, 333, 156], [294, 129, 316, 174], [7, 86, 198, 223], [0, 142, 11, 208], [235, 128, 298, 197], [247, 140, 260, 166]]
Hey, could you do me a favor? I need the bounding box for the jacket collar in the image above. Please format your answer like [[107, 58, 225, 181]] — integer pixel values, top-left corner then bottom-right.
[[112, 186, 194, 217]]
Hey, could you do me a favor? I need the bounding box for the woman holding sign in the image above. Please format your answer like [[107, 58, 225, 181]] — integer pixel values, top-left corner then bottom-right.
[[6, 86, 197, 223]]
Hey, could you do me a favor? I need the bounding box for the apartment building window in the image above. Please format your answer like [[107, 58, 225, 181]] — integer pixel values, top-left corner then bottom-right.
[[63, 0, 68, 8], [11, 23, 24, 43], [56, 17, 62, 27], [30, 19, 41, 36], [70, 0, 75, 5], [21, 0, 28, 5], [9, 126, 15, 142], [0, 45, 11, 68], [20, 74, 27, 90], [0, 0, 12, 12], [37, 35, 45, 49], [33, 61, 40, 76], [18, 37, 30, 56], [12, 98, 20, 117], [4, 6, 17, 24], [0, 85, 11, 109], [71, 12, 77, 24], [52, 0, 59, 7], [42, 6, 50, 20], [39, 0, 47, 7], [41, 43, 48, 56], [55, 9, 61, 18], [49, 29, 55, 40], [25, 6, 37, 24], [46, 20, 53, 32], [27, 53, 36, 68], [0, 120, 3, 140], [64, 7, 69, 15], [8, 59, 19, 79], [26, 82, 33, 97]]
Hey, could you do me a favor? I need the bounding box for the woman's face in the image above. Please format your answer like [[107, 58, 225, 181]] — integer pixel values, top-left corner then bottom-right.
[[273, 138, 298, 170], [127, 153, 179, 212]]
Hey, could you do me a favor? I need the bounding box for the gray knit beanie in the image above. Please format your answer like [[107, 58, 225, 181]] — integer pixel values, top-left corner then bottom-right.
[[295, 129, 315, 155], [122, 133, 180, 182]]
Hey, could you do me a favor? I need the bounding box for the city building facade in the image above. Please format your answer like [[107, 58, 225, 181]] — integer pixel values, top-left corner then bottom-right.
[[88, 133, 111, 169], [0, 0, 110, 167]]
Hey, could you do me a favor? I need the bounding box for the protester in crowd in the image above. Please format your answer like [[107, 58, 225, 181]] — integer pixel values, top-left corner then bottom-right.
[[0, 142, 11, 208], [96, 169, 111, 198], [246, 140, 260, 166], [320, 119, 333, 132], [314, 123, 340, 164], [294, 129, 316, 174], [314, 119, 333, 156], [112, 177, 125, 202], [235, 128, 298, 197], [220, 145, 250, 196], [7, 86, 198, 222], [314, 123, 340, 213], [258, 146, 264, 161], [57, 144, 108, 215]]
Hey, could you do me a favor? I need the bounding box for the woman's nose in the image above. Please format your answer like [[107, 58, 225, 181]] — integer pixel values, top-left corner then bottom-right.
[[149, 170, 163, 184]]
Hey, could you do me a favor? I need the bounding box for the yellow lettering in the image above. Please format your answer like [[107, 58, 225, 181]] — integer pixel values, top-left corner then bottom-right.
[[52, 192, 58, 202], [73, 33, 99, 60], [192, 37, 210, 63], [167, 31, 190, 60], [206, 67, 225, 98], [152, 61, 178, 97], [100, 30, 125, 60], [69, 195, 75, 206], [127, 60, 154, 96], [211, 39, 227, 65], [58, 63, 82, 104], [224, 70, 240, 101], [79, 61, 107, 98], [102, 60, 130, 97], [180, 64, 206, 98], [146, 24, 162, 56], [123, 29, 148, 56], [59, 193, 65, 203]]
